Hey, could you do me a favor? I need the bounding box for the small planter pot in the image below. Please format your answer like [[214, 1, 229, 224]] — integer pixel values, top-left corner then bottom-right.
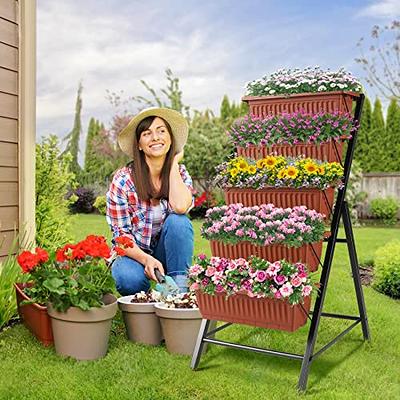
[[117, 296, 162, 346], [154, 304, 203, 356], [236, 140, 344, 163], [210, 240, 322, 272], [224, 187, 335, 219], [47, 294, 118, 360], [242, 91, 358, 118], [14, 283, 53, 346], [196, 291, 311, 332]]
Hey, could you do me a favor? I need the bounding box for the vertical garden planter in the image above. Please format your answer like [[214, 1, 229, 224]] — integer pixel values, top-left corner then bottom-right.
[[154, 304, 203, 356], [224, 187, 335, 219], [242, 91, 358, 117], [196, 291, 311, 332], [47, 294, 118, 360], [117, 295, 163, 346], [210, 240, 322, 272], [14, 283, 53, 346], [236, 140, 344, 163]]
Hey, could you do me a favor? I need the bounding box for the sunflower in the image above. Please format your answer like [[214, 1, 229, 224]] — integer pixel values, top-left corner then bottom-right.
[[277, 169, 286, 179], [236, 159, 249, 171], [285, 166, 299, 179], [256, 159, 265, 169], [264, 156, 278, 169], [304, 161, 318, 175], [229, 168, 239, 177], [318, 165, 325, 175], [247, 165, 257, 174]]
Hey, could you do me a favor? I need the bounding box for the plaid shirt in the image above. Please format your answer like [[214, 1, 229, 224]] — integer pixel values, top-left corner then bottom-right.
[[106, 164, 195, 254]]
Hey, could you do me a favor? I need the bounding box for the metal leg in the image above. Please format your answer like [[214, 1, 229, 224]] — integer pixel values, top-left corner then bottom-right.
[[342, 202, 371, 341], [191, 319, 211, 370]]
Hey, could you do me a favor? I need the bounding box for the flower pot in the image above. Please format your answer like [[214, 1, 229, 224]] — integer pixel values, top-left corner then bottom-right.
[[14, 283, 53, 346], [237, 140, 344, 163], [154, 304, 203, 356], [196, 291, 311, 332], [242, 91, 358, 118], [210, 240, 322, 272], [117, 296, 163, 346], [47, 294, 118, 360], [224, 187, 335, 219]]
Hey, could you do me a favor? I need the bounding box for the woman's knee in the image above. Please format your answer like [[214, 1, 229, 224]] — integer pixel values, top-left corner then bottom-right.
[[111, 256, 150, 296], [164, 213, 193, 236]]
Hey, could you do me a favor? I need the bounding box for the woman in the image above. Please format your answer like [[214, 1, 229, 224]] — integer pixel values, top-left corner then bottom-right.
[[106, 107, 195, 295]]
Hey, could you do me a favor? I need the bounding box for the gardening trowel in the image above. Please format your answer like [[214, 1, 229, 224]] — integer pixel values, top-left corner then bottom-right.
[[154, 269, 180, 297]]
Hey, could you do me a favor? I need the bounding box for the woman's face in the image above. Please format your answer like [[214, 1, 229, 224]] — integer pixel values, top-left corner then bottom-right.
[[138, 117, 172, 160]]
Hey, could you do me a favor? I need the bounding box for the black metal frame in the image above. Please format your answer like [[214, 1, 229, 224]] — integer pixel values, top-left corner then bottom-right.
[[190, 93, 370, 391]]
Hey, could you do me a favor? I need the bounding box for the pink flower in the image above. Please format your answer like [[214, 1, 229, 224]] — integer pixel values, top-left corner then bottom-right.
[[198, 253, 206, 260], [290, 276, 302, 287], [302, 285, 313, 297], [190, 282, 199, 291], [274, 274, 287, 285], [274, 290, 282, 299], [280, 283, 293, 298], [255, 270, 267, 283], [205, 266, 216, 277], [189, 264, 203, 276], [216, 284, 225, 293]]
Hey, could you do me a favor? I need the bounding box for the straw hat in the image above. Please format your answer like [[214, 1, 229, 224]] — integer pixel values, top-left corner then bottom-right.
[[118, 107, 189, 158]]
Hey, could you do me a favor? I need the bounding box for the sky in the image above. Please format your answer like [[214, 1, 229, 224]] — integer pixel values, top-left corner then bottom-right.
[[36, 0, 400, 165]]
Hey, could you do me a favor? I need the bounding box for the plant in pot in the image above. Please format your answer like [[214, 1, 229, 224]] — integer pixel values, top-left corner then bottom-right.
[[213, 154, 343, 218], [242, 66, 362, 118], [229, 110, 357, 163], [189, 254, 317, 332], [16, 234, 123, 360], [117, 290, 163, 346], [154, 292, 204, 356], [201, 203, 325, 272]]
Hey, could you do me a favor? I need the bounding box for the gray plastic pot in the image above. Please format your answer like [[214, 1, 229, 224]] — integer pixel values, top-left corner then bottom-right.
[[154, 304, 203, 356], [117, 295, 163, 345], [47, 294, 117, 361]]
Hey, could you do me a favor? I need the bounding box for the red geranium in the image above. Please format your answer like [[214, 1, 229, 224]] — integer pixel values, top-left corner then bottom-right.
[[17, 251, 38, 273], [114, 235, 135, 257], [194, 191, 208, 208]]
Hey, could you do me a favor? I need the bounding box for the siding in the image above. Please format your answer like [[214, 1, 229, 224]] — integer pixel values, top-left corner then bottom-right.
[[0, 0, 18, 260]]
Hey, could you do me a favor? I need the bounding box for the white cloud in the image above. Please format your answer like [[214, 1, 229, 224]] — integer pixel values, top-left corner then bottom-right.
[[358, 0, 400, 18]]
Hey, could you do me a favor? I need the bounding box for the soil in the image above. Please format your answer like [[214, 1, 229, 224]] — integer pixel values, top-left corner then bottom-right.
[[359, 265, 374, 286]]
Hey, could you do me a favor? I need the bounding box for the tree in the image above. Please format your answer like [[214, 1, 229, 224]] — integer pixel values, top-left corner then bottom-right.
[[220, 95, 231, 122], [385, 98, 400, 171], [355, 20, 400, 102], [220, 95, 249, 125], [354, 96, 372, 171], [368, 98, 386, 172], [62, 83, 83, 177]]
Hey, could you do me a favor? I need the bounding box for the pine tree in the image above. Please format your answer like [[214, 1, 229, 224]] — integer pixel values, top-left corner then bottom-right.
[[354, 96, 372, 171], [369, 98, 386, 172], [62, 83, 83, 177], [385, 98, 400, 171], [220, 95, 231, 122]]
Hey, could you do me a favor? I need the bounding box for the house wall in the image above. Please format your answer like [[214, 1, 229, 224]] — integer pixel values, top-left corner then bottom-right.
[[0, 0, 35, 262]]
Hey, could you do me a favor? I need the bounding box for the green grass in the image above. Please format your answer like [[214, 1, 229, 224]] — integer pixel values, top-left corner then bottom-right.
[[1, 214, 399, 399]]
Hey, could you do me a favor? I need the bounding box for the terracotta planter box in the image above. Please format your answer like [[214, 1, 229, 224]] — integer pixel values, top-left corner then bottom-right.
[[236, 140, 344, 163], [14, 283, 53, 346], [210, 240, 322, 272], [196, 291, 311, 332], [224, 187, 335, 219], [242, 90, 358, 117]]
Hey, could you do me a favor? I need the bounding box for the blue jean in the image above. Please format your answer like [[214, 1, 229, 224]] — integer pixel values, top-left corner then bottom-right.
[[111, 214, 194, 295]]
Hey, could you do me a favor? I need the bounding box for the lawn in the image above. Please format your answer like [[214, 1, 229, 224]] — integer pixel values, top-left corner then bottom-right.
[[1, 214, 399, 399]]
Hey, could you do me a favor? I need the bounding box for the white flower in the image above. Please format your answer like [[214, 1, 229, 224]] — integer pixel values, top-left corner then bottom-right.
[[269, 89, 276, 94], [317, 85, 327, 91]]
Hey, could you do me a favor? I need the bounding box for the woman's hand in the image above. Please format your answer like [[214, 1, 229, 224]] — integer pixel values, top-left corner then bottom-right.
[[144, 255, 165, 282], [174, 150, 184, 164]]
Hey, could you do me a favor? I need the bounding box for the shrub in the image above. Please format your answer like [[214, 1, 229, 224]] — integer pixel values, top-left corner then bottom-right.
[[373, 241, 400, 299], [36, 135, 77, 251], [370, 197, 399, 224], [68, 187, 96, 214], [94, 195, 107, 215]]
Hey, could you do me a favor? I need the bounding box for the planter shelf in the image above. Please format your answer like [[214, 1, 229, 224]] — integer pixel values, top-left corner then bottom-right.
[[196, 291, 311, 332], [224, 187, 335, 219], [237, 140, 344, 163], [14, 283, 53, 346], [242, 90, 359, 118], [210, 240, 322, 272]]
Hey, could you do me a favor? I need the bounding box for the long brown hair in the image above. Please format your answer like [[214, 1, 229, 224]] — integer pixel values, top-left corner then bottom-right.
[[127, 116, 176, 201]]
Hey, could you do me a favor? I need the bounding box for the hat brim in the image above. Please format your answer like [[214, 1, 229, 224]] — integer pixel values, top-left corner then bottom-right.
[[118, 107, 189, 159]]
